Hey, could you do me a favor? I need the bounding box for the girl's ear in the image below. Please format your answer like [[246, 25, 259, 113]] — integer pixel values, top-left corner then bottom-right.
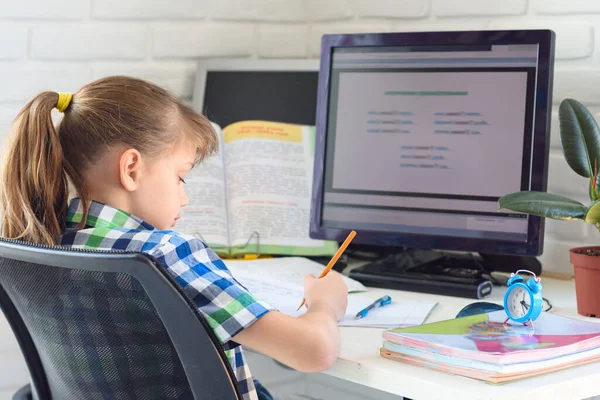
[[119, 148, 143, 192]]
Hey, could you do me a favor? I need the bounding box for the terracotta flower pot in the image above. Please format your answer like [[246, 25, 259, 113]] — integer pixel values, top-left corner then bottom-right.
[[569, 246, 600, 318]]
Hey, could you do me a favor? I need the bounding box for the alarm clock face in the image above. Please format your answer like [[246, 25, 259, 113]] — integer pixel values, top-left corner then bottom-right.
[[506, 285, 532, 319]]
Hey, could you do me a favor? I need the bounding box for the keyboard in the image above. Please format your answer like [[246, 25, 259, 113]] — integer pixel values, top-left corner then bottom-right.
[[349, 252, 493, 299]]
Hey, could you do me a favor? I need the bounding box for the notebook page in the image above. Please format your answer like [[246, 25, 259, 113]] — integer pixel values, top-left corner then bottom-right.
[[225, 257, 367, 293], [340, 297, 436, 328], [226, 257, 435, 327]]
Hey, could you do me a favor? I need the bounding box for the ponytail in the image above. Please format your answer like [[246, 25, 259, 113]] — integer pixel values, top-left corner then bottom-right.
[[1, 92, 70, 245]]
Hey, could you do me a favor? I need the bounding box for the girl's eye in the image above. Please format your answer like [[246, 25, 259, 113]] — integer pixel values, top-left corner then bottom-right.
[[179, 177, 186, 184]]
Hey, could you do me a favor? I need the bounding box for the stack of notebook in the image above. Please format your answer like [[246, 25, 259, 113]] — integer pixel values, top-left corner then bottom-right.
[[381, 310, 600, 383]]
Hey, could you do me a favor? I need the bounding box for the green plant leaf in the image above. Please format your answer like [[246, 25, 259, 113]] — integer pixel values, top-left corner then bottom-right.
[[559, 99, 600, 178], [585, 200, 600, 224], [499, 191, 587, 220], [590, 176, 600, 201]]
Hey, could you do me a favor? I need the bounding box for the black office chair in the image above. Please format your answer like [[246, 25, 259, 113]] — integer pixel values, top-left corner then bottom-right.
[[0, 238, 242, 400]]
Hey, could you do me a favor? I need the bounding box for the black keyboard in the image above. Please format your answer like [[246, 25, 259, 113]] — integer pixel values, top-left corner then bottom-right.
[[349, 253, 493, 299]]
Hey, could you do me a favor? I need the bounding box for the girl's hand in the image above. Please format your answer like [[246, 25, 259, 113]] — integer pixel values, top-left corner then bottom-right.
[[303, 272, 348, 320]]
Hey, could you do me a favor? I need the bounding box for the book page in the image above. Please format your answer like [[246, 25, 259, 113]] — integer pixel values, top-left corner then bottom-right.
[[176, 123, 230, 253], [222, 121, 336, 256]]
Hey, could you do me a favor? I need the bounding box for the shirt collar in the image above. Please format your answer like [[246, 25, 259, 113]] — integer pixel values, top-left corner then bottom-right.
[[66, 198, 155, 230]]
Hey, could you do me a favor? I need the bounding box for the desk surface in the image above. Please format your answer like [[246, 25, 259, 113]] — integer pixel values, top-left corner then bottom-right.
[[329, 274, 600, 400]]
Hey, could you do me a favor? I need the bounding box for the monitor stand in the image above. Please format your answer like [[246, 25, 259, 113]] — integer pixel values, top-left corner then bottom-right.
[[348, 247, 541, 299]]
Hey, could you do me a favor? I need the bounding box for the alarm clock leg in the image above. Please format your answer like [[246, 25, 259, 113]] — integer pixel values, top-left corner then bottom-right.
[[503, 317, 510, 325], [525, 319, 534, 330]]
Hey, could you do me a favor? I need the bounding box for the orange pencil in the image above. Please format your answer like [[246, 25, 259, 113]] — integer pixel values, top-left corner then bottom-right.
[[296, 230, 357, 311]]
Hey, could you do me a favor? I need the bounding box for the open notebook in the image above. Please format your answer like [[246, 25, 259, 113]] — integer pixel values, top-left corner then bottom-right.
[[225, 257, 436, 328]]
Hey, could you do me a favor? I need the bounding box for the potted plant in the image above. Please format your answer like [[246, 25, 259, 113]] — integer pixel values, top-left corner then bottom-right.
[[499, 98, 600, 318]]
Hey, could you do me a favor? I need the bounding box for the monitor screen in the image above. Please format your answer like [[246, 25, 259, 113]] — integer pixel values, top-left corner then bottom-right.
[[199, 69, 319, 127], [310, 30, 555, 256]]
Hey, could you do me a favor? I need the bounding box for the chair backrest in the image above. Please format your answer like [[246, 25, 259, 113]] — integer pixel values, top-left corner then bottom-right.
[[0, 238, 242, 400]]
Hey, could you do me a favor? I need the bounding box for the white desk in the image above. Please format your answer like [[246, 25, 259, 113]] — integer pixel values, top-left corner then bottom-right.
[[326, 276, 600, 400]]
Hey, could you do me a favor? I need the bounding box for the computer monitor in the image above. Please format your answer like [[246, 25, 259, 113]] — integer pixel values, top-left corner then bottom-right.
[[193, 59, 319, 127], [310, 30, 555, 295]]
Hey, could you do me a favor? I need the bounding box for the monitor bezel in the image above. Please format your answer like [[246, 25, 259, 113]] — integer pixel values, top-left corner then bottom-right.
[[310, 30, 555, 256]]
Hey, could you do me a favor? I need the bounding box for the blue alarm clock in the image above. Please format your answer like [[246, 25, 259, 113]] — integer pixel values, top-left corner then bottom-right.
[[503, 269, 543, 327]]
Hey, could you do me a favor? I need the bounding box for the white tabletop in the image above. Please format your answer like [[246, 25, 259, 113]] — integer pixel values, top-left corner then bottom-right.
[[327, 276, 600, 400]]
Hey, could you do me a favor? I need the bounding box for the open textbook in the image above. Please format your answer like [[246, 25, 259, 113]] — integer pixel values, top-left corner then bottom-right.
[[177, 120, 337, 257]]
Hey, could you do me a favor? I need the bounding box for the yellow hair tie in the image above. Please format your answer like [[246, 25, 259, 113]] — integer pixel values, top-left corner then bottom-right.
[[56, 92, 72, 113]]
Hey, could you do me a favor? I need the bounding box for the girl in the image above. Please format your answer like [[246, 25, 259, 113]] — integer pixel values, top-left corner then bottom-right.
[[0, 76, 348, 400]]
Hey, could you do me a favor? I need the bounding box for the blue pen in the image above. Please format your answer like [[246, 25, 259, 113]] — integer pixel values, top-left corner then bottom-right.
[[354, 295, 392, 320]]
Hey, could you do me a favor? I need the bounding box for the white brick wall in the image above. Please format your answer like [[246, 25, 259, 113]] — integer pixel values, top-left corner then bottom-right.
[[554, 69, 600, 105], [0, 0, 90, 20], [258, 24, 308, 58], [212, 0, 307, 21], [31, 24, 147, 60], [92, 0, 206, 20], [0, 24, 27, 60], [433, 0, 528, 17], [152, 23, 256, 58], [532, 0, 600, 14], [307, 0, 353, 21], [354, 0, 430, 19]]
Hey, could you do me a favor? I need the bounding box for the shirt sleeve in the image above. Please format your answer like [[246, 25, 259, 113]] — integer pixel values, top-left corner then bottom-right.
[[149, 233, 273, 344]]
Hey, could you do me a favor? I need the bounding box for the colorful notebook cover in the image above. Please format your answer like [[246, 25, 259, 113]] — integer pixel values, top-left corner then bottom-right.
[[382, 310, 600, 365]]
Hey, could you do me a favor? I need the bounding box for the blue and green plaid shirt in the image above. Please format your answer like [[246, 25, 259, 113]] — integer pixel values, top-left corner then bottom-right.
[[60, 199, 273, 400]]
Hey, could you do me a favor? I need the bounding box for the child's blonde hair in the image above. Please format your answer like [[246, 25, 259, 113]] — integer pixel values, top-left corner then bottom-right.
[[1, 76, 217, 245]]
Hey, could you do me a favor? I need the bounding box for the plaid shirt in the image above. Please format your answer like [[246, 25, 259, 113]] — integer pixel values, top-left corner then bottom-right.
[[60, 199, 273, 400]]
